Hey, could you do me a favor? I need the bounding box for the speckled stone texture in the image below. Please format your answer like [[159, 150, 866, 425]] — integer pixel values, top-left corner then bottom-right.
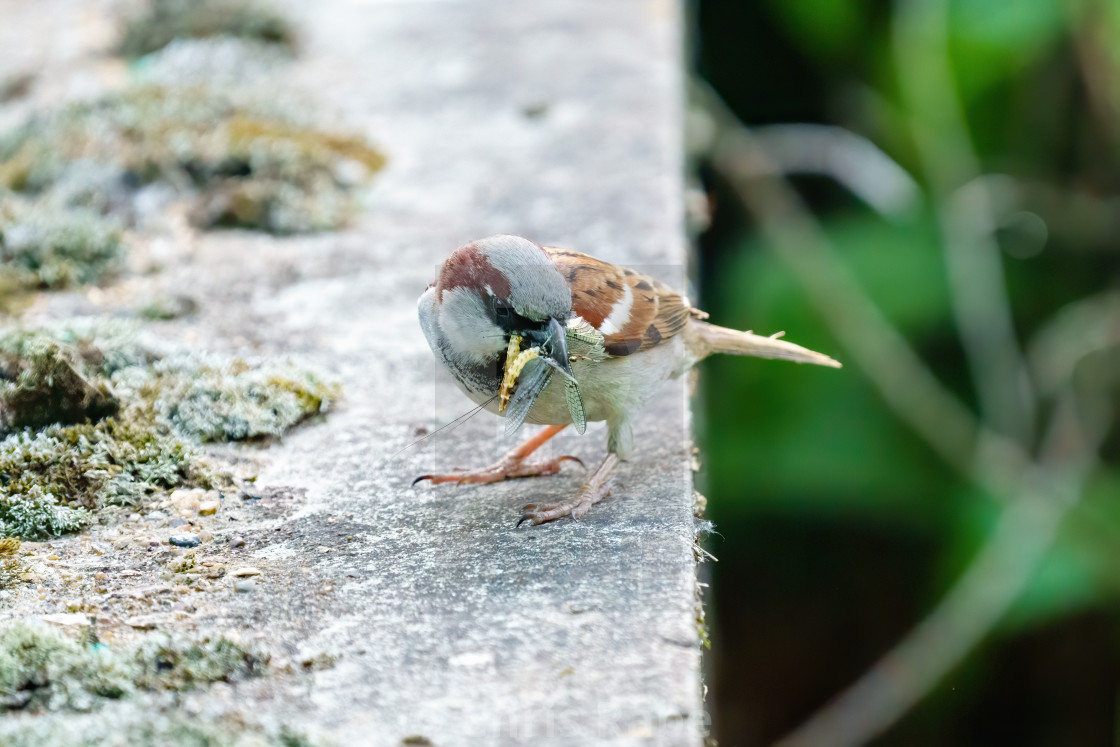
[[0, 0, 703, 744]]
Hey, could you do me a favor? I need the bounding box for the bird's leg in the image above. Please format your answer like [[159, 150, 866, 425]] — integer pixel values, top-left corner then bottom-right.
[[518, 453, 619, 526], [412, 425, 583, 486]]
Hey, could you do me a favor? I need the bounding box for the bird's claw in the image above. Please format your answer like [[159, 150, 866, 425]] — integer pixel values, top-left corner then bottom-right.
[[411, 454, 583, 488], [517, 476, 617, 527]]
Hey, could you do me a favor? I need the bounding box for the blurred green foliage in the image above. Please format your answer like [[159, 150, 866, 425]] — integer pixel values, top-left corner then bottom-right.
[[697, 0, 1120, 744]]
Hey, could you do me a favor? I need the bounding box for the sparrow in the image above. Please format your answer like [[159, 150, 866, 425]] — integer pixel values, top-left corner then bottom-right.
[[414, 234, 840, 525]]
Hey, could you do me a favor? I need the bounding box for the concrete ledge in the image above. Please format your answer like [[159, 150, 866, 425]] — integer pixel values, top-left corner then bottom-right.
[[2, 0, 704, 744]]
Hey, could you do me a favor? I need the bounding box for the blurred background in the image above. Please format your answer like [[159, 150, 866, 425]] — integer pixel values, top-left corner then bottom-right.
[[692, 1, 1120, 745]]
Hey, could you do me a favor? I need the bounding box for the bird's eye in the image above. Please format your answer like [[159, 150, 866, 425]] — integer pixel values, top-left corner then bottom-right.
[[491, 297, 536, 332]]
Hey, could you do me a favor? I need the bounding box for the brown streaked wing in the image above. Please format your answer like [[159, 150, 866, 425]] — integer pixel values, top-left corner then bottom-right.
[[543, 246, 692, 357]]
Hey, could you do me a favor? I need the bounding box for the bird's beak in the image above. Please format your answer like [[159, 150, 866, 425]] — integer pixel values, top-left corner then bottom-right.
[[526, 317, 573, 379], [543, 317, 572, 378], [522, 317, 586, 434]]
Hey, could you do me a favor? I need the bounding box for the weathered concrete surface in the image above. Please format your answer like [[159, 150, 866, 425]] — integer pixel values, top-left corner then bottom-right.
[[1, 0, 703, 744]]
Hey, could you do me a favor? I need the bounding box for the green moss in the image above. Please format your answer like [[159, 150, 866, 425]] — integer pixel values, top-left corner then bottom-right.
[[130, 635, 266, 692], [1, 711, 314, 747], [119, 0, 297, 59], [0, 483, 89, 542], [0, 334, 120, 434], [0, 419, 194, 539], [138, 295, 197, 321], [0, 325, 193, 540], [0, 83, 384, 235], [0, 321, 160, 435], [0, 622, 266, 714], [0, 325, 338, 539], [0, 623, 133, 712], [0, 537, 25, 588], [0, 200, 125, 291]]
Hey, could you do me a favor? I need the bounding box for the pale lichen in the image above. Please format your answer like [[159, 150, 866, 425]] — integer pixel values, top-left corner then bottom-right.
[[132, 358, 339, 442]]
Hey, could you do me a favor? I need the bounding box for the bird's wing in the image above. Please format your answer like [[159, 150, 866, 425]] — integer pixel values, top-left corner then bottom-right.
[[543, 247, 692, 357]]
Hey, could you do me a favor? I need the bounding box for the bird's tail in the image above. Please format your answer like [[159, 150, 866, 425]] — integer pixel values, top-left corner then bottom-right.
[[689, 320, 841, 368]]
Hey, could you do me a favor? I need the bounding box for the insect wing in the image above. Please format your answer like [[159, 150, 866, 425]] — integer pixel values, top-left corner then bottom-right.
[[504, 358, 552, 438], [565, 378, 587, 434], [539, 356, 587, 435]]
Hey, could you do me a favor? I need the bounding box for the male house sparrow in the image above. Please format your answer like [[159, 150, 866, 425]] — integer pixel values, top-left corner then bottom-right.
[[415, 234, 840, 525]]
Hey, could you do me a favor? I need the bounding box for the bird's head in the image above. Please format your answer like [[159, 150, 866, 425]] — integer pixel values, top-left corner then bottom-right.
[[431, 234, 573, 373]]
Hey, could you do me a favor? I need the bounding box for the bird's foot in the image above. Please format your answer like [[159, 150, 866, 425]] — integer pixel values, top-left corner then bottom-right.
[[412, 453, 584, 487], [518, 477, 617, 526], [518, 453, 621, 526]]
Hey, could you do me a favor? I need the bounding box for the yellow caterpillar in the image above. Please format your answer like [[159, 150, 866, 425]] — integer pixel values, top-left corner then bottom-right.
[[499, 334, 540, 413]]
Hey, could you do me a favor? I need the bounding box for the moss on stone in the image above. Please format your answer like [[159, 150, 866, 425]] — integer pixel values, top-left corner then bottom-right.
[[0, 200, 125, 292], [1, 710, 313, 747], [0, 326, 196, 540], [138, 295, 197, 321], [0, 537, 25, 588], [0, 327, 179, 539], [0, 623, 133, 712], [0, 83, 384, 235], [0, 5, 379, 302], [0, 323, 150, 428], [0, 333, 120, 434], [0, 621, 267, 713], [119, 0, 297, 59], [0, 325, 338, 539], [0, 483, 89, 542], [0, 419, 194, 540], [129, 635, 267, 692], [136, 359, 340, 442]]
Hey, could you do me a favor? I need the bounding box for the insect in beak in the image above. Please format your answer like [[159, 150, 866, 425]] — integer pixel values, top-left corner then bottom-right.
[[500, 319, 587, 437]]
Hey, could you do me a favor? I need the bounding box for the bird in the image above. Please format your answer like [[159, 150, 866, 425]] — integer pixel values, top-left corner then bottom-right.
[[414, 234, 840, 526]]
